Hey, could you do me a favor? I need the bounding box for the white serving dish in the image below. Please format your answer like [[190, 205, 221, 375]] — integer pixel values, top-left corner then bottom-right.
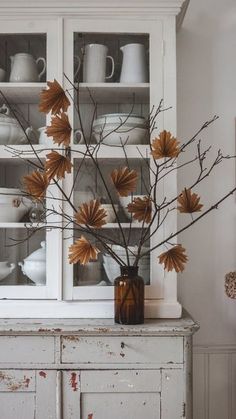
[[18, 241, 46, 285], [92, 113, 148, 145], [93, 113, 147, 128], [0, 261, 15, 281], [0, 104, 35, 145], [0, 188, 32, 222]]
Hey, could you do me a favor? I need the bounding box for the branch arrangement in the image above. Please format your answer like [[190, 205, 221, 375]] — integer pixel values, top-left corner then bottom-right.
[[3, 79, 236, 275]]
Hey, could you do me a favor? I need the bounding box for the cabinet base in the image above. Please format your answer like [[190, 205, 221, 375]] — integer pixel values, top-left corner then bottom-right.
[[0, 300, 182, 318]]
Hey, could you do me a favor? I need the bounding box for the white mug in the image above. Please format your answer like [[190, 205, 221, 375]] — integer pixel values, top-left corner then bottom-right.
[[75, 44, 115, 83]]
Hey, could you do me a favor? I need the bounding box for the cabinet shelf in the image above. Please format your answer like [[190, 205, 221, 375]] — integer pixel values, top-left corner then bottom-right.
[[0, 222, 45, 229], [78, 83, 149, 104], [0, 82, 46, 104], [71, 144, 150, 159]]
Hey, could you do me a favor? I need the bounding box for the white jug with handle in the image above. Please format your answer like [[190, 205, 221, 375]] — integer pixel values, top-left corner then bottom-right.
[[75, 44, 114, 83], [9, 53, 46, 82], [120, 43, 148, 83]]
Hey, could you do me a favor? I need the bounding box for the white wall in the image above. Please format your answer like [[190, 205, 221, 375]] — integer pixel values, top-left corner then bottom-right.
[[177, 1, 236, 417], [177, 0, 236, 346]]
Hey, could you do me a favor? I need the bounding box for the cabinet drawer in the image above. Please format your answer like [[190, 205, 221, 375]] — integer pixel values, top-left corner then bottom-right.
[[61, 336, 183, 364], [0, 336, 55, 364]]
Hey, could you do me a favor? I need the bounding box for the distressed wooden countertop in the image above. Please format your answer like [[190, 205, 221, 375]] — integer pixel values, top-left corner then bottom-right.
[[0, 310, 199, 336]]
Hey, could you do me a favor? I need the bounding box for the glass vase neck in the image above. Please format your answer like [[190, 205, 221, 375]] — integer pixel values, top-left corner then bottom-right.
[[120, 266, 138, 277]]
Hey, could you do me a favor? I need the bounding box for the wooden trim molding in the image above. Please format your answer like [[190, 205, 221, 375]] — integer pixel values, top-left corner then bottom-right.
[[0, 0, 187, 19], [193, 344, 236, 354]]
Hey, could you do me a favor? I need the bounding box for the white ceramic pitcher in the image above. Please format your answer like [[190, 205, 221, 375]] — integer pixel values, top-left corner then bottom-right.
[[75, 44, 114, 83], [120, 43, 148, 83], [9, 53, 46, 82]]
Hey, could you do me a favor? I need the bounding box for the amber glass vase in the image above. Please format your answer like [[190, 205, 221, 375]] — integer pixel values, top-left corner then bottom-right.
[[114, 266, 144, 325]]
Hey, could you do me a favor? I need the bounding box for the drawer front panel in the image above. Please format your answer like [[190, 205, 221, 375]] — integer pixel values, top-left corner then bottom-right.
[[0, 336, 55, 364], [61, 336, 183, 364]]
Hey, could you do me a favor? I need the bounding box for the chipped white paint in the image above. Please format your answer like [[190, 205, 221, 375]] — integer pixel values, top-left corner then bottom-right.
[[0, 370, 57, 419], [0, 315, 198, 418], [61, 336, 183, 365]]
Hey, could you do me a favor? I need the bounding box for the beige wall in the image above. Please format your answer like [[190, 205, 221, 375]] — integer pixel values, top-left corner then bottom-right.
[[177, 0, 236, 346]]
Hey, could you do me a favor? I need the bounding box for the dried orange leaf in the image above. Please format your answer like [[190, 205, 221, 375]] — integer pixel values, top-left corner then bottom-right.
[[46, 112, 72, 147], [151, 130, 180, 159], [39, 79, 70, 115], [23, 171, 49, 202], [75, 199, 107, 228], [127, 196, 152, 223], [68, 236, 99, 265], [45, 151, 73, 181], [177, 188, 203, 213], [158, 245, 188, 272], [111, 167, 138, 197]]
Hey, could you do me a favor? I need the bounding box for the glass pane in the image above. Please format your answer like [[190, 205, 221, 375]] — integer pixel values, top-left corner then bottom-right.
[[72, 31, 150, 146], [0, 33, 47, 82], [0, 228, 45, 286], [72, 158, 150, 287], [74, 32, 149, 84]]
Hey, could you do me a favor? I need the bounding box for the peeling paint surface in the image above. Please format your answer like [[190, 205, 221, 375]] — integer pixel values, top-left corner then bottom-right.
[[39, 371, 47, 378], [70, 372, 78, 391]]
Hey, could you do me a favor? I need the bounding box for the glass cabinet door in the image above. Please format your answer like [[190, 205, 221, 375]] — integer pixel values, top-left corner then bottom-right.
[[0, 18, 61, 299], [62, 18, 169, 312]]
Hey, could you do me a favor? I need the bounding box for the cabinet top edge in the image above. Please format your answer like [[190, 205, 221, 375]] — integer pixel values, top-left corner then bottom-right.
[[0, 0, 189, 19], [0, 312, 199, 336]]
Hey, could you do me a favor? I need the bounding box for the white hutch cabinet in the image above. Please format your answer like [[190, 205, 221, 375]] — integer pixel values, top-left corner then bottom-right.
[[0, 0, 189, 319], [0, 2, 199, 419]]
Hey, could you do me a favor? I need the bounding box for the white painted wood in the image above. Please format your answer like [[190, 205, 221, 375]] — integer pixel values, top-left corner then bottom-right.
[[78, 370, 161, 419], [0, 315, 197, 418], [78, 83, 149, 104], [0, 393, 36, 419], [161, 369, 183, 419], [0, 336, 55, 363], [209, 354, 229, 419], [61, 336, 183, 364], [193, 347, 236, 419], [80, 369, 161, 392], [193, 354, 206, 419], [0, 83, 46, 104], [0, 299, 182, 318], [0, 370, 35, 392], [62, 370, 81, 419], [36, 370, 57, 419]]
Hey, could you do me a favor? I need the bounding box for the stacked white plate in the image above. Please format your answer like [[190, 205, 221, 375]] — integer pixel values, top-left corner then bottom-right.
[[0, 188, 32, 222], [92, 113, 148, 145]]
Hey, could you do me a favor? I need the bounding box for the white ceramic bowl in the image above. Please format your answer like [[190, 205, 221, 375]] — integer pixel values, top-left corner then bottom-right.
[[93, 113, 147, 128], [93, 125, 148, 145], [0, 188, 32, 222], [92, 113, 148, 145], [101, 204, 119, 223]]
